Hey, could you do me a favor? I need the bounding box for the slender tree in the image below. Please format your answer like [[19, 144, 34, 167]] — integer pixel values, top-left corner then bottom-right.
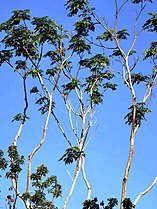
[[0, 0, 157, 209]]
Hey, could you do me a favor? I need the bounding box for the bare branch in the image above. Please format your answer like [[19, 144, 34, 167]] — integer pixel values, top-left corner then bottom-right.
[[133, 176, 157, 206], [127, 4, 146, 57], [66, 168, 74, 181], [11, 178, 29, 209], [143, 74, 157, 104], [13, 124, 24, 146], [81, 155, 92, 200], [26, 92, 52, 193], [62, 157, 82, 209], [51, 110, 73, 147]]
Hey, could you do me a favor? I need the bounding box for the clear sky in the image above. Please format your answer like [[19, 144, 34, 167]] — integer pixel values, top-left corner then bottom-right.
[[0, 1, 157, 209]]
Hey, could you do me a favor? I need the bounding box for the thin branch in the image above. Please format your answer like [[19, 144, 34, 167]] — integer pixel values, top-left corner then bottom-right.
[[127, 4, 146, 57], [26, 92, 52, 194], [51, 110, 73, 147], [81, 155, 92, 200], [66, 168, 74, 181], [143, 74, 157, 103], [62, 157, 82, 209], [5, 60, 23, 77], [133, 176, 157, 206], [70, 108, 80, 142], [13, 124, 24, 146], [11, 178, 29, 209]]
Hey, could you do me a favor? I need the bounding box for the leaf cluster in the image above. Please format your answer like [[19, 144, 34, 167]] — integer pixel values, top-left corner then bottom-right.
[[74, 17, 95, 37], [117, 29, 130, 40], [97, 28, 129, 42], [97, 30, 114, 42], [35, 96, 55, 115], [31, 16, 59, 44], [79, 54, 116, 104], [6, 145, 25, 179], [127, 73, 150, 85], [143, 42, 157, 60], [0, 9, 67, 74], [65, 0, 89, 17], [69, 36, 91, 54], [11, 113, 29, 123], [131, 0, 153, 4], [121, 198, 135, 209], [0, 150, 8, 170], [30, 86, 39, 94], [124, 102, 151, 127], [0, 50, 13, 66], [62, 78, 80, 93], [25, 164, 62, 208], [143, 12, 157, 32], [59, 147, 84, 164], [82, 197, 118, 209]]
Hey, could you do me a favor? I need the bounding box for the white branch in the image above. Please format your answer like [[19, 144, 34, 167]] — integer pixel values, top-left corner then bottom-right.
[[62, 157, 82, 209], [81, 155, 92, 200], [13, 123, 24, 146], [133, 176, 157, 206]]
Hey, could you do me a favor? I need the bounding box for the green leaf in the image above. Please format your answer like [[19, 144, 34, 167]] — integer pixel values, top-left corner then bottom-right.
[[97, 30, 114, 41], [130, 73, 149, 85], [143, 12, 157, 32], [112, 50, 122, 56], [79, 54, 110, 69], [143, 42, 157, 60], [103, 82, 117, 91], [30, 86, 39, 94], [117, 29, 130, 40], [131, 0, 153, 4], [74, 17, 95, 37], [11, 113, 29, 123], [28, 69, 43, 78], [65, 0, 89, 17], [122, 198, 135, 209], [35, 96, 55, 115], [124, 102, 151, 127], [0, 150, 8, 170], [68, 36, 91, 54], [31, 16, 59, 44], [0, 50, 13, 66], [62, 78, 80, 92], [6, 145, 25, 179], [59, 147, 84, 164]]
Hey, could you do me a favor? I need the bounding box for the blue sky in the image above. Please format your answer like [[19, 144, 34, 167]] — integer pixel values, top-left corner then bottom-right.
[[0, 1, 157, 209]]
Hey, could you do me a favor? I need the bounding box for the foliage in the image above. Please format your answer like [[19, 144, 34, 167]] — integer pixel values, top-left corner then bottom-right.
[[143, 12, 157, 62], [127, 73, 149, 85], [23, 164, 62, 209], [143, 12, 157, 32], [0, 1, 157, 209], [0, 150, 8, 170], [82, 197, 118, 209], [121, 198, 135, 209], [59, 147, 84, 164], [124, 102, 151, 127], [65, 0, 89, 17], [6, 145, 25, 179], [116, 29, 130, 40], [131, 0, 153, 3], [11, 113, 30, 123], [35, 96, 55, 115], [143, 41, 157, 60]]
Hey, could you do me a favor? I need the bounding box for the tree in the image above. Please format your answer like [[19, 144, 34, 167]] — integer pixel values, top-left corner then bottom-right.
[[0, 0, 157, 209]]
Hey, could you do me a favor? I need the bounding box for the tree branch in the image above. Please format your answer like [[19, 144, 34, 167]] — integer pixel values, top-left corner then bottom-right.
[[133, 176, 157, 206]]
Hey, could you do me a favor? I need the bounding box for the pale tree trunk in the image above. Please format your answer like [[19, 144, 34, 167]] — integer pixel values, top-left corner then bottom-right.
[[81, 155, 92, 200], [62, 156, 82, 209]]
